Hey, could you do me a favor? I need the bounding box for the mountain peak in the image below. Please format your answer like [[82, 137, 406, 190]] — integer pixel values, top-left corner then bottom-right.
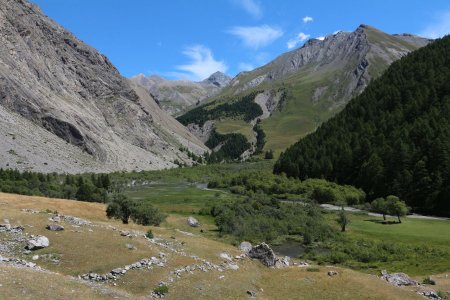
[[202, 71, 231, 88]]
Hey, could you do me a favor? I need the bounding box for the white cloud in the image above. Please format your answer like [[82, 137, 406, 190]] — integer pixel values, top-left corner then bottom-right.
[[419, 10, 450, 39], [238, 62, 254, 72], [175, 45, 228, 81], [315, 36, 325, 41], [233, 0, 263, 19], [302, 16, 313, 24], [287, 32, 310, 49], [228, 25, 283, 49]]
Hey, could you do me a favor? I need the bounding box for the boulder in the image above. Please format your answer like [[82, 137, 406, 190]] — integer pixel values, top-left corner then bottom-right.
[[328, 271, 339, 276], [248, 243, 277, 267], [46, 224, 64, 231], [187, 216, 200, 227], [239, 241, 253, 254], [120, 230, 130, 237], [380, 270, 418, 286], [247, 290, 257, 297], [26, 236, 49, 250]]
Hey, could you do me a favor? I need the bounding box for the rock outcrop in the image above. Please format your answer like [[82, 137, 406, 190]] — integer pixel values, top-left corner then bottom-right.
[[187, 217, 200, 227], [248, 243, 277, 267], [46, 224, 64, 231], [26, 235, 49, 250], [380, 270, 418, 286]]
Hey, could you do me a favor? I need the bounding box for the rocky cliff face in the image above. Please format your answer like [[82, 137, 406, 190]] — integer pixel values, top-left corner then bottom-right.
[[0, 0, 207, 173], [229, 25, 431, 102], [131, 72, 231, 115]]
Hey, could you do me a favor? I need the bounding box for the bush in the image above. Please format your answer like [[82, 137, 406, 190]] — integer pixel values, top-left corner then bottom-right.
[[422, 277, 436, 285], [153, 284, 169, 296], [131, 203, 167, 226], [145, 229, 154, 239]]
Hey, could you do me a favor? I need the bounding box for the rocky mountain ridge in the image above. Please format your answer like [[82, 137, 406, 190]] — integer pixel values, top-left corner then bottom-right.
[[131, 71, 231, 115], [0, 0, 207, 173], [179, 24, 432, 156]]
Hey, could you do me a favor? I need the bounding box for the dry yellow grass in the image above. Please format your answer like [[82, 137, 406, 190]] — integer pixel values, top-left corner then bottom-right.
[[0, 193, 430, 299]]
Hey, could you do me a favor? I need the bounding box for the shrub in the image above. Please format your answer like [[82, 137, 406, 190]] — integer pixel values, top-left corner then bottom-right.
[[153, 284, 169, 295], [145, 229, 154, 239], [422, 277, 436, 285]]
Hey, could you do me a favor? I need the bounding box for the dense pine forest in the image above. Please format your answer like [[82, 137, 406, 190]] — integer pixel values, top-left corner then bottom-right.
[[274, 36, 450, 216], [177, 91, 263, 126]]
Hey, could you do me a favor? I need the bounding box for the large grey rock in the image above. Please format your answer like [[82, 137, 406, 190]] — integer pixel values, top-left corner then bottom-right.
[[239, 241, 253, 254], [187, 216, 200, 227], [46, 224, 64, 231], [248, 243, 277, 267], [26, 236, 49, 250], [380, 270, 418, 286]]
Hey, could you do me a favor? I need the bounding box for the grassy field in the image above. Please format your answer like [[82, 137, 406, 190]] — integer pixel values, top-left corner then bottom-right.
[[215, 119, 255, 142], [0, 192, 434, 299]]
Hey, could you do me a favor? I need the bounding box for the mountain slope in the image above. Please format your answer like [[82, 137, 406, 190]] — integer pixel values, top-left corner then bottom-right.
[[274, 36, 450, 216], [179, 25, 430, 157], [130, 71, 231, 115], [0, 0, 207, 173]]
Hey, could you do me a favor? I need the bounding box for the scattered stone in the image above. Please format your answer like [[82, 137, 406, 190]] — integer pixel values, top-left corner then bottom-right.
[[228, 263, 239, 270], [46, 224, 64, 231], [380, 270, 418, 286], [26, 236, 49, 250], [187, 216, 200, 227], [328, 271, 339, 276], [239, 241, 252, 254], [220, 252, 233, 261], [418, 291, 442, 299], [60, 215, 91, 226], [32, 255, 39, 261], [120, 230, 130, 237], [247, 290, 257, 297], [126, 244, 136, 250], [0, 223, 11, 231], [49, 216, 61, 222], [296, 261, 310, 267], [248, 243, 277, 267], [219, 275, 225, 279], [276, 256, 290, 268]]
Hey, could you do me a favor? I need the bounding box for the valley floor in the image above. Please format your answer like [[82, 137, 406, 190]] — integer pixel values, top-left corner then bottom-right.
[[0, 193, 447, 299]]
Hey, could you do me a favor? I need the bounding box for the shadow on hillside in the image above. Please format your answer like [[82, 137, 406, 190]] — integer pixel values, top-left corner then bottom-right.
[[364, 219, 400, 225]]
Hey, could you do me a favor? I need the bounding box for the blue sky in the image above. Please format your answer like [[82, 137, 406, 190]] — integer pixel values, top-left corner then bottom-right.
[[30, 0, 450, 81]]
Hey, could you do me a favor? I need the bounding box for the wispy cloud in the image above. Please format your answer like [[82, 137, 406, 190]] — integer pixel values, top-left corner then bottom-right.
[[232, 0, 262, 19], [228, 25, 283, 49], [419, 9, 450, 38], [287, 32, 310, 49], [238, 62, 255, 72], [175, 45, 227, 81], [302, 16, 313, 24]]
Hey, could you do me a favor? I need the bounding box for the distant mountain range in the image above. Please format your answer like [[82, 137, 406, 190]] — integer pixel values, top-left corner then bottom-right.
[[0, 0, 207, 173], [131, 72, 231, 115], [177, 25, 431, 159]]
